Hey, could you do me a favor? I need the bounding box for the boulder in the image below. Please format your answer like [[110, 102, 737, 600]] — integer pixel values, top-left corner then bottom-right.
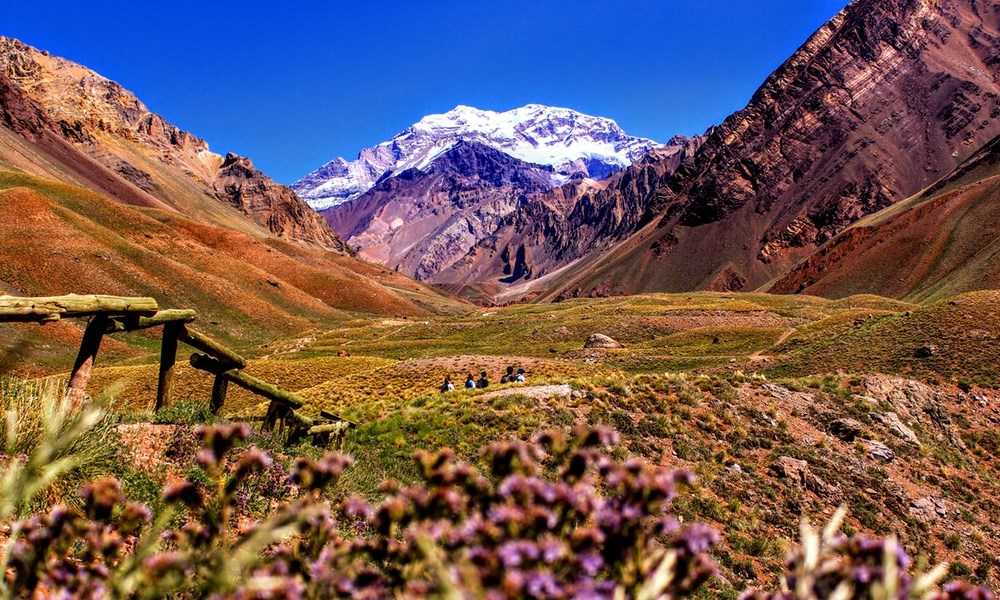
[[584, 333, 623, 349], [769, 456, 838, 499], [913, 344, 937, 358], [876, 412, 920, 446], [769, 456, 809, 486], [861, 439, 895, 462], [829, 418, 863, 442]]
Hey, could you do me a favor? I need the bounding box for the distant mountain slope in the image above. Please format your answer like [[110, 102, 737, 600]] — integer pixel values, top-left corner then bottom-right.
[[0, 36, 344, 250], [435, 137, 705, 301], [324, 141, 557, 282], [767, 131, 1000, 302], [442, 0, 1000, 303], [294, 104, 659, 210]]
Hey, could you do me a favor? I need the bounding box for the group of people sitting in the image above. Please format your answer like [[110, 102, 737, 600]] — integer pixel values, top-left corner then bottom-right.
[[440, 366, 525, 392]]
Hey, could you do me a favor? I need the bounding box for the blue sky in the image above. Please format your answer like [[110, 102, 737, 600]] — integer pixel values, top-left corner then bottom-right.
[[4, 1, 847, 183]]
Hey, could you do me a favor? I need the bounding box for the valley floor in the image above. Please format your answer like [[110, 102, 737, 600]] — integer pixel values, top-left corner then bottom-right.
[[7, 290, 1000, 591]]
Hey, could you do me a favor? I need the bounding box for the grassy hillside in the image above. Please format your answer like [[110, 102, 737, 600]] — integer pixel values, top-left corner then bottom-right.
[[770, 290, 1000, 385]]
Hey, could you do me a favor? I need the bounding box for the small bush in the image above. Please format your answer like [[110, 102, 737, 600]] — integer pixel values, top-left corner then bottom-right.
[[944, 533, 962, 550]]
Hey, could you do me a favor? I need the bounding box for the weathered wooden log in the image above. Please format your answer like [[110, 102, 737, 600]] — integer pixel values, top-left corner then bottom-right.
[[262, 401, 314, 433], [107, 309, 197, 333], [154, 321, 183, 412], [308, 422, 350, 435], [0, 295, 158, 323], [308, 421, 350, 448], [263, 401, 282, 432], [320, 409, 359, 428], [188, 353, 303, 409], [66, 315, 109, 404], [180, 327, 246, 369]]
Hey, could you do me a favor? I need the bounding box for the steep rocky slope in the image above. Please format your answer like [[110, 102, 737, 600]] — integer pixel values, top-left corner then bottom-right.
[[295, 104, 659, 210], [0, 36, 344, 250], [768, 131, 1000, 301], [563, 0, 1000, 297], [440, 0, 1000, 303], [323, 141, 556, 282]]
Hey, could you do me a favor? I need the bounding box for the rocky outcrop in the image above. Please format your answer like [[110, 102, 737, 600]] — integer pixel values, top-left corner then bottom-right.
[[0, 36, 345, 250], [875, 412, 920, 446], [861, 375, 967, 450], [769, 456, 836, 497], [584, 334, 623, 349], [215, 154, 351, 252], [860, 439, 896, 462], [828, 418, 863, 442], [909, 496, 949, 523]]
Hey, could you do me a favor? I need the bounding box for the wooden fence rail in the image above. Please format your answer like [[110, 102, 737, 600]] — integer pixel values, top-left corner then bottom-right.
[[0, 294, 158, 322], [1, 294, 354, 445]]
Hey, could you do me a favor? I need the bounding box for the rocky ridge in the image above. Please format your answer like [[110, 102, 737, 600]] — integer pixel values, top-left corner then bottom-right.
[[0, 36, 346, 251]]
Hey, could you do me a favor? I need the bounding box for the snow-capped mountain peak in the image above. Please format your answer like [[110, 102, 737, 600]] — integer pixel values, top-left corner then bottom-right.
[[293, 104, 660, 210]]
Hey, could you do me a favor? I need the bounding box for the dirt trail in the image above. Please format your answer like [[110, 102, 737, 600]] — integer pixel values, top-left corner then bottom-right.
[[748, 327, 796, 363]]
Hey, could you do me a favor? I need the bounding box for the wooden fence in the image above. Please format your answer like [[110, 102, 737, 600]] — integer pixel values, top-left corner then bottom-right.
[[0, 294, 354, 445]]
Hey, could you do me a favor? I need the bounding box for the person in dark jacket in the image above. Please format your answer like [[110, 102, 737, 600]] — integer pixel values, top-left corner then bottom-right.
[[500, 366, 515, 384], [476, 370, 490, 388]]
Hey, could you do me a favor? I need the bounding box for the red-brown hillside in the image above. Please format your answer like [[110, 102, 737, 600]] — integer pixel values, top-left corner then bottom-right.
[[0, 173, 464, 369], [0, 36, 343, 250], [767, 132, 1000, 301]]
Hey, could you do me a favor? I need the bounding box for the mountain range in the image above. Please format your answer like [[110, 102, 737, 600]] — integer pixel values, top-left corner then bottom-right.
[[293, 104, 659, 210], [311, 0, 1000, 304], [4, 0, 1000, 324]]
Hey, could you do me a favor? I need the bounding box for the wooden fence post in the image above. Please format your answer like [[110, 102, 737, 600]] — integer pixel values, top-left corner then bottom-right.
[[66, 315, 109, 404], [210, 376, 229, 414], [154, 322, 182, 412]]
